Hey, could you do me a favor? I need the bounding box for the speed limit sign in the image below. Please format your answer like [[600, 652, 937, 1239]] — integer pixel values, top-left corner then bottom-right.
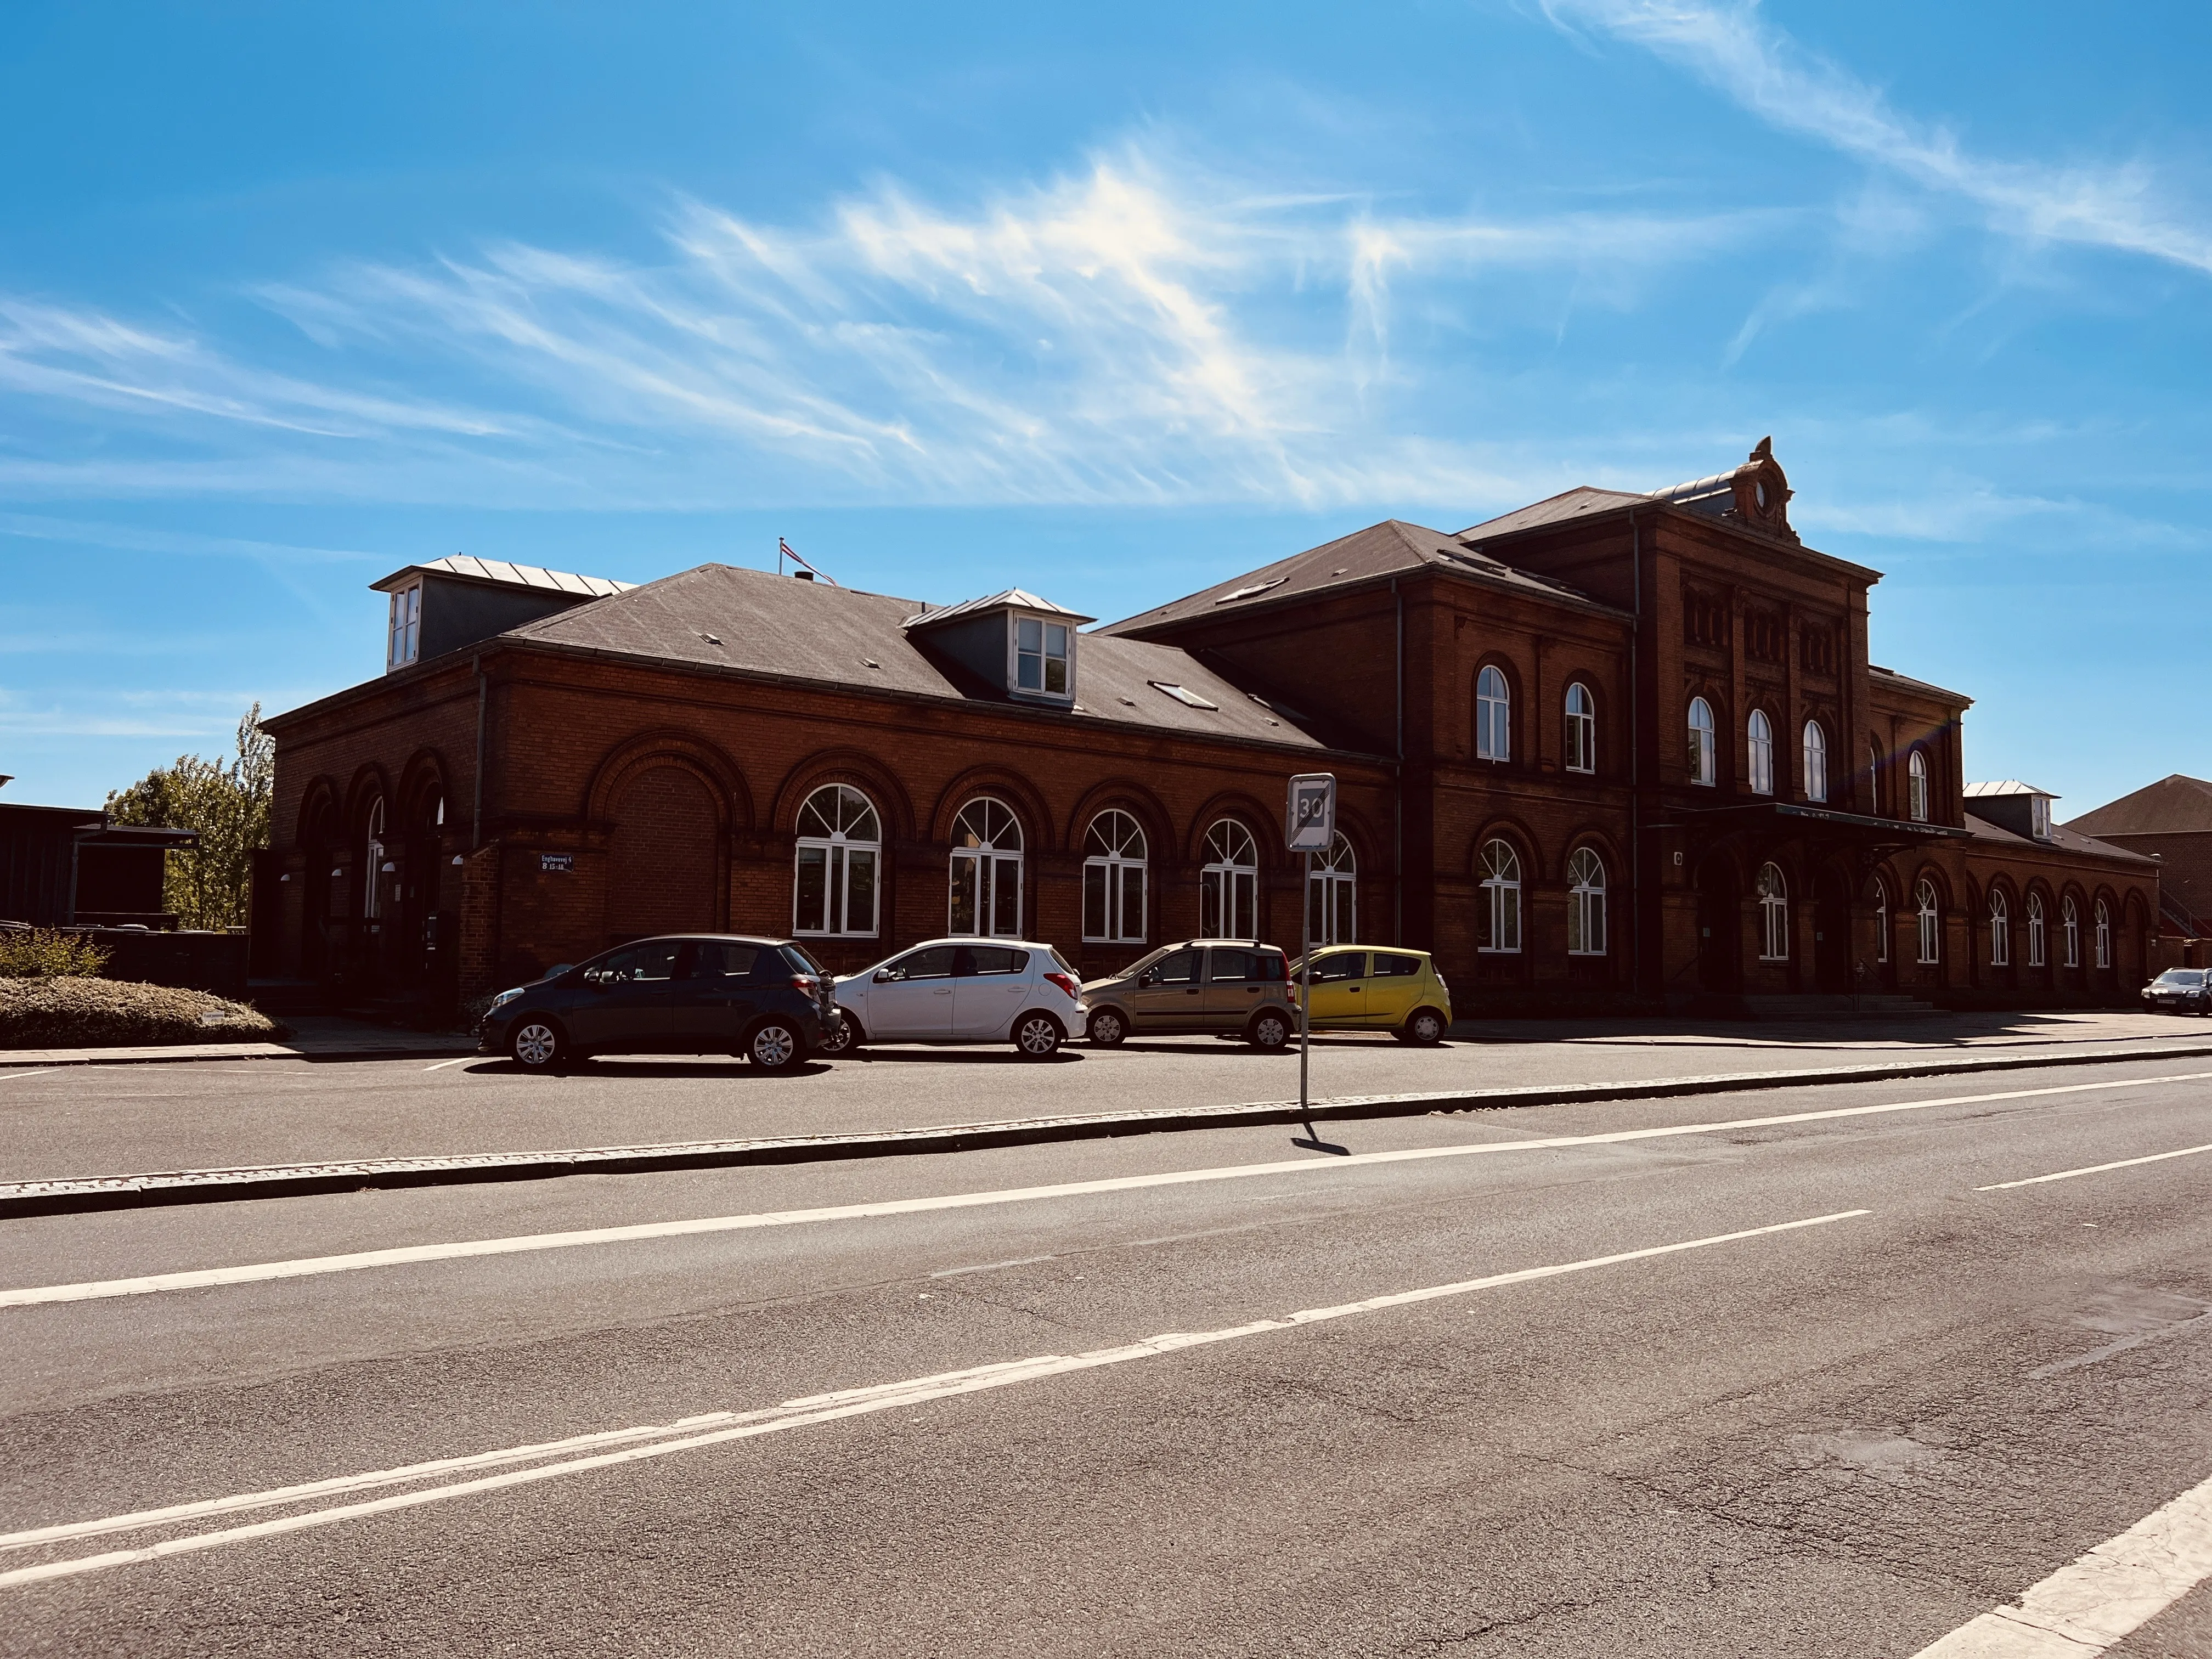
[[1285, 773, 1336, 852]]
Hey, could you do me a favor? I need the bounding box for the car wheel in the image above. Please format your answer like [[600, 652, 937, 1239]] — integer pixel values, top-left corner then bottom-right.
[[1014, 1013, 1063, 1058], [511, 1019, 564, 1072], [1087, 1008, 1128, 1047], [1248, 1010, 1291, 1050], [1400, 1007, 1447, 1046], [817, 1017, 862, 1056], [747, 1019, 805, 1071]]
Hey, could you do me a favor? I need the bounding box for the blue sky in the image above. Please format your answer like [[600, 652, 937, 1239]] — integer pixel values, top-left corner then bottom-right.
[[4, 1, 2209, 814]]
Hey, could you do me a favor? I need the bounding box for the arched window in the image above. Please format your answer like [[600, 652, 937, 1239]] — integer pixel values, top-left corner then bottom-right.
[[2095, 900, 2112, 969], [363, 799, 386, 920], [1803, 721, 1828, 803], [1908, 749, 1929, 823], [1747, 710, 1775, 796], [1989, 890, 2011, 968], [794, 785, 881, 937], [2028, 893, 2047, 967], [1564, 683, 1595, 775], [1874, 878, 1890, 964], [1688, 698, 1716, 787], [1757, 863, 1788, 961], [949, 798, 1023, 938], [1567, 847, 1606, 956], [1476, 666, 1511, 762], [1306, 833, 1357, 946], [1478, 840, 1521, 953], [1868, 742, 1883, 815], [1201, 820, 1259, 939], [1082, 810, 1147, 944], [2063, 897, 2080, 968], [1916, 879, 1941, 964]]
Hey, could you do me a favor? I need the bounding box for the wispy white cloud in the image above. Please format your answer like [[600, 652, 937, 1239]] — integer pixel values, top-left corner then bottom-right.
[[1541, 0, 2212, 276]]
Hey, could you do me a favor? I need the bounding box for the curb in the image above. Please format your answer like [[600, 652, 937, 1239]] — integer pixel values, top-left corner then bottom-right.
[[5, 1040, 2210, 1221], [0, 1042, 477, 1069]]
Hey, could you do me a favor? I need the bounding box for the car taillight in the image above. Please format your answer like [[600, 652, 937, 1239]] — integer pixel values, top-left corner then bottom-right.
[[791, 974, 820, 996], [1044, 970, 1080, 1000]]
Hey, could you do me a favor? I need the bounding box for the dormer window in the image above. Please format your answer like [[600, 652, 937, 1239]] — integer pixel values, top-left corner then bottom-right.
[[2031, 795, 2051, 839], [1015, 617, 1070, 696], [387, 583, 421, 670]]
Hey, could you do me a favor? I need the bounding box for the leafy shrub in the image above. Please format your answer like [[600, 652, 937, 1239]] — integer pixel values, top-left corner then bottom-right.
[[0, 929, 111, 980], [0, 977, 279, 1048]]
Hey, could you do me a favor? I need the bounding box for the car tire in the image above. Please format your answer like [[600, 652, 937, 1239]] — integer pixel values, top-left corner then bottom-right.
[[817, 1017, 863, 1056], [1247, 1009, 1291, 1050], [1087, 1008, 1128, 1047], [1013, 1013, 1063, 1058], [746, 1019, 805, 1071], [510, 1019, 565, 1072], [1398, 1007, 1448, 1046]]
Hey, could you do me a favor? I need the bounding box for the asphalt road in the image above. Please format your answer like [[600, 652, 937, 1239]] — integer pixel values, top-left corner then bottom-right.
[[4, 1054, 2212, 1655]]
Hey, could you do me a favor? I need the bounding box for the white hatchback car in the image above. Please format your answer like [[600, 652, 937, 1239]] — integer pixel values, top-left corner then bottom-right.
[[820, 938, 1086, 1058]]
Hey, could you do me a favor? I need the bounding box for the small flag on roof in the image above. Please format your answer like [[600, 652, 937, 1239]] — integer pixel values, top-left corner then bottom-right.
[[778, 538, 838, 585]]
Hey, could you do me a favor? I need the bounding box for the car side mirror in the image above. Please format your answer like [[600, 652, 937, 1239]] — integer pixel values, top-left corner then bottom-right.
[[1138, 970, 1158, 988], [874, 968, 898, 983]]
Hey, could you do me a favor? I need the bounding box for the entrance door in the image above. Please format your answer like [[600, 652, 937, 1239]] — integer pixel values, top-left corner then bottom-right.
[[670, 940, 765, 1051], [1696, 860, 1740, 994], [1814, 870, 1850, 994]]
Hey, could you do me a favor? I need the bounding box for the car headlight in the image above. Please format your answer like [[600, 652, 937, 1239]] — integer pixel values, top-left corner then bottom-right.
[[488, 986, 524, 1013]]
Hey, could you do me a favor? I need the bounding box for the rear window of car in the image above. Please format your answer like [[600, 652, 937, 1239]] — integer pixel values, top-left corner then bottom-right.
[[778, 943, 826, 977], [1372, 952, 1422, 977], [961, 947, 1029, 976], [694, 943, 761, 978]]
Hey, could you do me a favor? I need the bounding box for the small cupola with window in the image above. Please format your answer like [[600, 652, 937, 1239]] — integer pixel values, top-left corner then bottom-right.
[[371, 555, 633, 673], [902, 589, 1094, 706], [1964, 781, 2059, 842]]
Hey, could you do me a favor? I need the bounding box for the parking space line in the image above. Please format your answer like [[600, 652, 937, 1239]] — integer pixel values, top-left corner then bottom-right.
[[0, 1207, 1867, 1589], [421, 1058, 475, 1072], [2, 1069, 2203, 1313], [1975, 1143, 2212, 1192], [0, 1071, 57, 1085]]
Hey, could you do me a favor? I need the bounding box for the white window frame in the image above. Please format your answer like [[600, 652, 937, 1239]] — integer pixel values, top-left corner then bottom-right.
[[1478, 839, 1521, 953], [2031, 795, 2051, 839], [949, 797, 1024, 938], [1307, 832, 1357, 947], [363, 799, 386, 921], [1989, 890, 2010, 968], [1908, 749, 1929, 823], [2027, 893, 2047, 967], [1081, 810, 1148, 944], [1011, 615, 1073, 698], [386, 583, 422, 670], [2063, 898, 2080, 968], [1747, 710, 1775, 796], [1868, 742, 1883, 815], [1874, 878, 1889, 964], [1688, 697, 1716, 787], [1475, 666, 1511, 762], [1564, 682, 1596, 775], [1757, 862, 1788, 961], [793, 784, 882, 938], [1803, 720, 1827, 803], [1567, 847, 1606, 956], [2095, 900, 2112, 969], [1201, 820, 1260, 939], [1916, 879, 1941, 965]]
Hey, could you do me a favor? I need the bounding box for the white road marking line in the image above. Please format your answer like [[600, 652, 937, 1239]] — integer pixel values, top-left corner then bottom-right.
[[1909, 1466, 2212, 1656], [0, 1208, 1867, 1589], [2, 1070, 2200, 1313], [421, 1057, 475, 1072], [1976, 1142, 2212, 1191], [0, 1071, 57, 1084], [2030, 1307, 2212, 1380]]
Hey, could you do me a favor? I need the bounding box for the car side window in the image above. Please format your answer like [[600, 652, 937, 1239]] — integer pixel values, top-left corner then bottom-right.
[[887, 947, 957, 981], [596, 943, 681, 983], [1310, 952, 1366, 983], [690, 943, 760, 978], [959, 947, 1029, 977], [1149, 949, 1200, 986], [1371, 953, 1421, 977], [1206, 947, 1256, 983]]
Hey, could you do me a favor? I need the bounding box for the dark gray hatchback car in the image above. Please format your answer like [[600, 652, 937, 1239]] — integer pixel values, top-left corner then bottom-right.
[[477, 935, 842, 1072]]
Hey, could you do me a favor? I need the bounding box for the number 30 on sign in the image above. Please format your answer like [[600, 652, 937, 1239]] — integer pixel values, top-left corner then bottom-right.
[[1285, 773, 1336, 853]]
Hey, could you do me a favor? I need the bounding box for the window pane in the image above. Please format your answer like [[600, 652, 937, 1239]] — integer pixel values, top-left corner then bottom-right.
[[1120, 866, 1144, 941], [846, 849, 876, 934], [992, 855, 1021, 935], [1311, 952, 1365, 982], [1201, 869, 1222, 937], [964, 947, 1026, 975], [950, 856, 978, 934], [1500, 887, 1520, 952], [1207, 948, 1255, 983], [895, 947, 957, 979], [795, 846, 827, 932], [1045, 653, 1067, 694], [1153, 950, 1199, 985], [1372, 953, 1420, 977], [1017, 617, 1042, 652], [1084, 864, 1108, 940]]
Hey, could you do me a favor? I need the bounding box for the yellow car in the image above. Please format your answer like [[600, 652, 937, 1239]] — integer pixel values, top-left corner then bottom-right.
[[1288, 946, 1453, 1044]]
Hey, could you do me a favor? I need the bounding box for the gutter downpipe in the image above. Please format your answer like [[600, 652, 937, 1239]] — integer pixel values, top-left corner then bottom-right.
[[1628, 507, 1644, 1003], [472, 655, 487, 851], [1393, 576, 1404, 947]]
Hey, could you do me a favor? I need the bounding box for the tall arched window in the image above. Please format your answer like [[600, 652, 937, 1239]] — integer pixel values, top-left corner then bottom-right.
[[2027, 893, 2047, 967], [1564, 683, 1596, 775], [1908, 749, 1929, 823], [1747, 710, 1775, 795], [2095, 900, 2112, 969], [949, 798, 1023, 938], [794, 784, 881, 936], [1916, 879, 1941, 964], [1868, 742, 1883, 815], [1307, 832, 1356, 946], [1201, 820, 1259, 939], [1989, 890, 2011, 968], [1082, 810, 1147, 944], [1476, 666, 1511, 762], [1567, 847, 1606, 956], [1757, 863, 1788, 960], [363, 799, 386, 920], [2063, 896, 2080, 967], [1688, 698, 1717, 786], [1874, 878, 1890, 964], [1803, 721, 1828, 803], [1478, 839, 1521, 953]]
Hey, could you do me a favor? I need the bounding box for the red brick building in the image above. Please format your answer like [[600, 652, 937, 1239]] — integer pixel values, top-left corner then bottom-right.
[[259, 444, 2160, 1015]]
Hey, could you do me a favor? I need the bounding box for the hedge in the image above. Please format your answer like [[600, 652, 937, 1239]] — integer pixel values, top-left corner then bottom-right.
[[0, 977, 280, 1049]]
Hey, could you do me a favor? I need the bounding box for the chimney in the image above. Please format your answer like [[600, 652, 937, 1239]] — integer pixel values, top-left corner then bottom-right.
[[794, 569, 815, 582]]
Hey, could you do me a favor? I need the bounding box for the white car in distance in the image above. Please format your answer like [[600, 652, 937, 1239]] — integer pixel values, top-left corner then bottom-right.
[[820, 938, 1085, 1058]]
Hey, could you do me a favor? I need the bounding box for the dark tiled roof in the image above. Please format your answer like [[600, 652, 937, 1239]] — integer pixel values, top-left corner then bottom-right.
[[1098, 518, 1617, 637], [500, 563, 1345, 752], [1869, 663, 1972, 708], [1965, 811, 2154, 865], [2065, 774, 2212, 837], [1454, 487, 1648, 542]]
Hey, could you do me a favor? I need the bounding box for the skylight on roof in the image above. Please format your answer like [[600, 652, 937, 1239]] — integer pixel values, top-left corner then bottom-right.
[[1150, 681, 1219, 710], [1215, 577, 1287, 605]]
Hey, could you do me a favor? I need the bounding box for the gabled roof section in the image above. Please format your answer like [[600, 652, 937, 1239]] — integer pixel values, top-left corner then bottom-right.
[[2066, 774, 2212, 837], [372, 554, 631, 599], [1455, 487, 1648, 541], [1099, 518, 1618, 637], [1966, 781, 2058, 800], [1965, 812, 2154, 865], [904, 588, 1094, 630], [1869, 663, 1972, 708]]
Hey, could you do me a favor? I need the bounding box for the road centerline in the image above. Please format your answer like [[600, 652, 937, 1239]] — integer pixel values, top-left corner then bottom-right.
[[1976, 1142, 2212, 1191]]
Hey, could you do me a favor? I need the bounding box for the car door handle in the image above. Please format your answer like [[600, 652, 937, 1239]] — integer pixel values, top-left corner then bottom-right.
[[1186, 988, 1201, 995], [933, 988, 952, 995]]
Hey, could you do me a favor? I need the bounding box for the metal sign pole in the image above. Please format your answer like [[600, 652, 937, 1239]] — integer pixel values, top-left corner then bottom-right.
[[1299, 847, 1312, 1119]]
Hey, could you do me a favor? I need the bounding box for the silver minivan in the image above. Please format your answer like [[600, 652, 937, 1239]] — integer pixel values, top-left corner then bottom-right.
[[821, 937, 1086, 1057]]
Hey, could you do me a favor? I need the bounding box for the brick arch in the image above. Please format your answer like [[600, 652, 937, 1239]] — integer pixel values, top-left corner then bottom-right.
[[583, 730, 751, 833], [1555, 667, 1610, 774], [1184, 791, 1278, 868], [602, 761, 725, 940], [928, 766, 1052, 850], [396, 749, 450, 836], [1908, 862, 1955, 912], [771, 749, 916, 842], [1863, 857, 1904, 910], [1065, 778, 1174, 866], [1560, 824, 1626, 886], [344, 763, 393, 838], [1463, 815, 1542, 883], [296, 776, 341, 848]]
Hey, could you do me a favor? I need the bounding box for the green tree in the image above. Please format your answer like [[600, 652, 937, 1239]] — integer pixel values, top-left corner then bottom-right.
[[105, 705, 274, 930]]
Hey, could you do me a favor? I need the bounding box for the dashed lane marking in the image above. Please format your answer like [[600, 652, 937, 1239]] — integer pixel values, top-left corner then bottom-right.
[[421, 1058, 476, 1073], [0, 1071, 57, 1085], [1975, 1142, 2212, 1191]]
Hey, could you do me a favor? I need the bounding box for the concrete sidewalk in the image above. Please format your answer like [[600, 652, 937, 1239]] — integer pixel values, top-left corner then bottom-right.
[[0, 1015, 473, 1068]]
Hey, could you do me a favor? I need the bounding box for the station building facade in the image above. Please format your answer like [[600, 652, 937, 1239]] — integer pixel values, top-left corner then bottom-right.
[[258, 444, 2159, 1014]]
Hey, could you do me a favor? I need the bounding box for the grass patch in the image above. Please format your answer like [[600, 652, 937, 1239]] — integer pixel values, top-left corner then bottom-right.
[[0, 977, 280, 1049]]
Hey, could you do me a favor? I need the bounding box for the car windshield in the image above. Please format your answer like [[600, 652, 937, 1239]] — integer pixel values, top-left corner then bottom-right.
[[2154, 969, 2205, 986]]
